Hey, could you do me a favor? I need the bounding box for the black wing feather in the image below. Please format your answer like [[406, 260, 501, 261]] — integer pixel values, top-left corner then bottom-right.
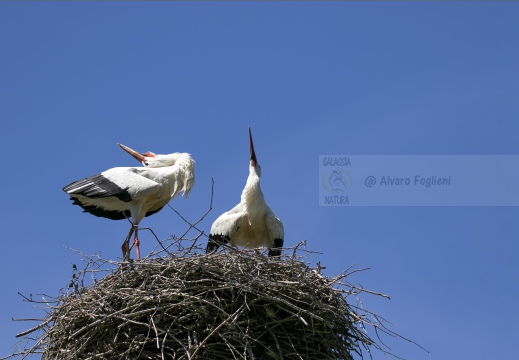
[[64, 173, 163, 221], [63, 174, 132, 202], [71, 200, 130, 220], [206, 234, 231, 253]]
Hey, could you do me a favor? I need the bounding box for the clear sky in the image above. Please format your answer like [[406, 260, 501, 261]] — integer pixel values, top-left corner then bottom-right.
[[1, 2, 518, 359]]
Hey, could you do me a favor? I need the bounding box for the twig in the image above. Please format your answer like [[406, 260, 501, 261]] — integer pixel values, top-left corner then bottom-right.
[[190, 304, 245, 360], [167, 178, 214, 243], [15, 317, 51, 338]]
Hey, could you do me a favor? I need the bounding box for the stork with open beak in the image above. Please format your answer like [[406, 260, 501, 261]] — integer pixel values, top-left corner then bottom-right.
[[207, 128, 284, 256], [63, 144, 195, 261]]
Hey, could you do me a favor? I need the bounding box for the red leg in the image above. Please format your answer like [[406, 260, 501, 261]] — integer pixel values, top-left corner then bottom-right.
[[133, 227, 141, 261]]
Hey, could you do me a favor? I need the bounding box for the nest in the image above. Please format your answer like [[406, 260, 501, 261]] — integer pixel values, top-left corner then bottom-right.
[[6, 241, 414, 360]]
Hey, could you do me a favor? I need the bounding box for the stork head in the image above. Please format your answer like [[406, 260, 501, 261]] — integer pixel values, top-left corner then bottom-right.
[[118, 143, 181, 168], [249, 127, 261, 177]]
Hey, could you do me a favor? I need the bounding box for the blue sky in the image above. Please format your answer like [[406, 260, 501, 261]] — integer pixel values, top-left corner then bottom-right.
[[1, 2, 518, 359]]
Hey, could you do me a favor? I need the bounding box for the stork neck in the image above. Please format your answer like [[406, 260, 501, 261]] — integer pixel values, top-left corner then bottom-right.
[[241, 173, 265, 211]]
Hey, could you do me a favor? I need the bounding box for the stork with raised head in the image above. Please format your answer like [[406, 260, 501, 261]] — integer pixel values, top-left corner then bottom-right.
[[63, 144, 195, 261], [207, 128, 284, 257]]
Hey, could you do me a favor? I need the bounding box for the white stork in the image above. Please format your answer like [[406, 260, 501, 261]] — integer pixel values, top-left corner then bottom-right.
[[207, 128, 284, 257], [63, 144, 195, 261]]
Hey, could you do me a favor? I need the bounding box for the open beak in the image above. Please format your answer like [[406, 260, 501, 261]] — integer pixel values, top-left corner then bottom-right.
[[118, 143, 146, 163], [249, 127, 257, 166]]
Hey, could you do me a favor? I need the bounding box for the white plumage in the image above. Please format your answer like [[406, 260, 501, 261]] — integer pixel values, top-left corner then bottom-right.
[[63, 143, 195, 261], [207, 128, 284, 256]]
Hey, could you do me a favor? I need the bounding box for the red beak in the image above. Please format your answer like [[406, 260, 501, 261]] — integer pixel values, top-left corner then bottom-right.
[[118, 143, 146, 163]]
